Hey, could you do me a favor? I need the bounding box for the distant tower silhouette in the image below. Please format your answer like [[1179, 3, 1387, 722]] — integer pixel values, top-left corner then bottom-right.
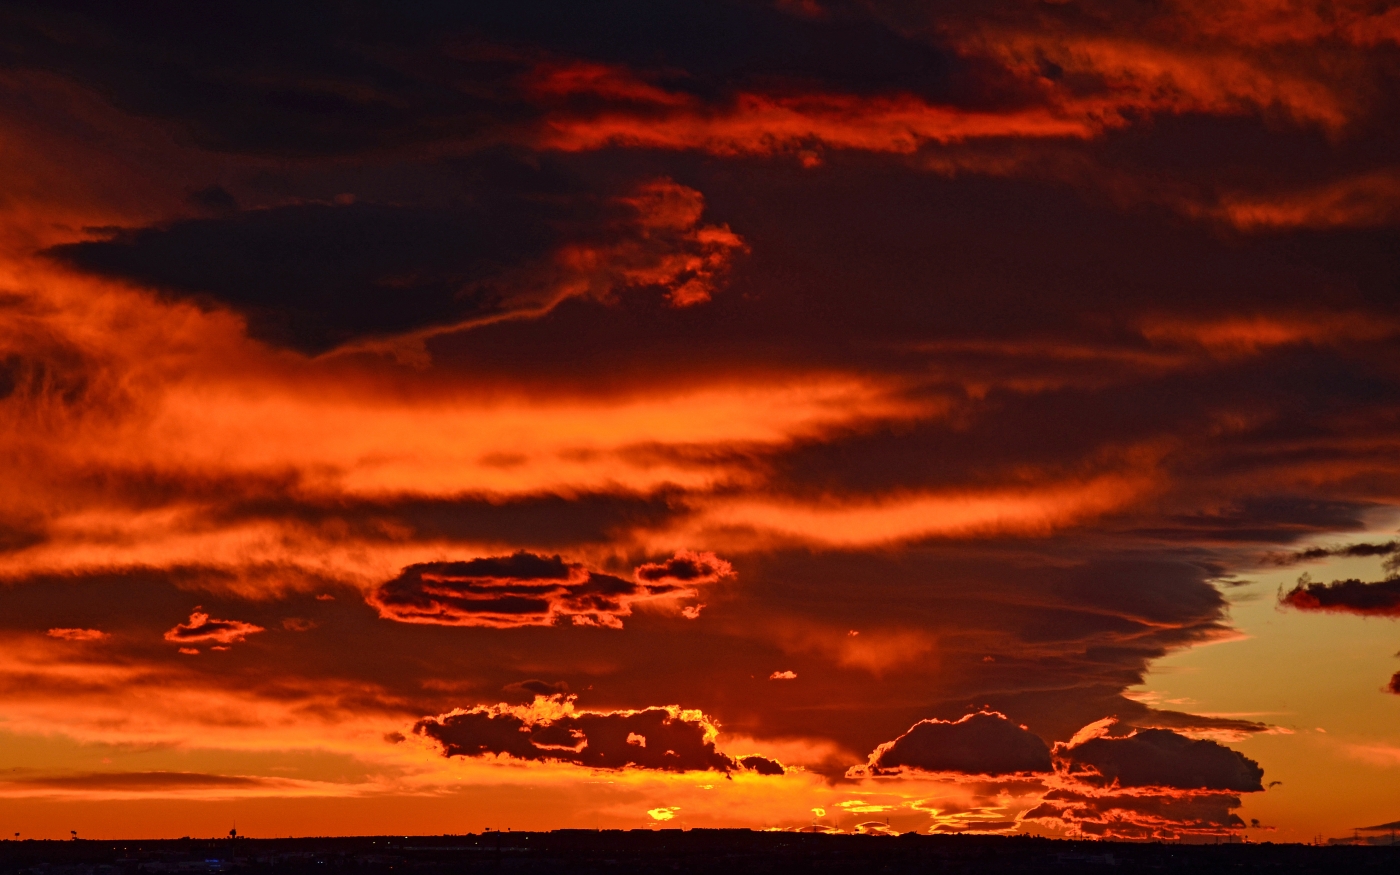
[[70, 831, 77, 840]]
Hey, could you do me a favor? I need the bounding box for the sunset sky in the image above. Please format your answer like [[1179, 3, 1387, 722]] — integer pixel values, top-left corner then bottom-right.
[[3, 0, 1400, 843]]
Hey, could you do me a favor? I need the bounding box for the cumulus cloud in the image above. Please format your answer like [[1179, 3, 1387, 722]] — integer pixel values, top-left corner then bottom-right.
[[162, 609, 264, 647], [368, 550, 726, 629], [415, 695, 770, 774], [1015, 724, 1267, 839], [1389, 672, 1400, 695], [1054, 728, 1264, 792], [1279, 575, 1400, 617], [858, 712, 1052, 777]]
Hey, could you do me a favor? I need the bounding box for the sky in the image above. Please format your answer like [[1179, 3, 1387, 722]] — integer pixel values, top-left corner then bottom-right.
[[2, 0, 1400, 843]]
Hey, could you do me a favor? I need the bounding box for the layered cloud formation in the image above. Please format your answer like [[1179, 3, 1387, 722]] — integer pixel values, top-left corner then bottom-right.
[[368, 551, 726, 628], [1024, 726, 1266, 840], [852, 714, 1266, 838], [0, 0, 1397, 839]]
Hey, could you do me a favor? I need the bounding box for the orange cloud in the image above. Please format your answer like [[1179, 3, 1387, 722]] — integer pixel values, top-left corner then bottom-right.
[[523, 60, 1098, 157], [635, 550, 733, 586], [162, 609, 264, 647], [536, 90, 1099, 156], [535, 178, 747, 316], [45, 628, 108, 641], [368, 551, 725, 629], [673, 468, 1157, 548]]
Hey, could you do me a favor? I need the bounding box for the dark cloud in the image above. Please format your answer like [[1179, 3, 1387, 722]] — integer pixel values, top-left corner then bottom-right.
[[50, 199, 559, 355], [1119, 708, 1272, 739], [186, 185, 239, 215], [0, 1, 992, 161], [1388, 672, 1400, 696], [738, 755, 784, 776], [504, 679, 570, 698], [48, 170, 741, 354], [368, 551, 720, 628], [215, 487, 686, 551], [860, 712, 1052, 777], [1268, 540, 1399, 565], [163, 609, 265, 646], [1019, 725, 1267, 838], [0, 517, 46, 554], [1279, 575, 1400, 617], [1055, 729, 1264, 793], [1132, 498, 1381, 546], [0, 1, 528, 157], [416, 695, 749, 773], [464, 1, 967, 102], [634, 551, 733, 585], [0, 325, 111, 417]]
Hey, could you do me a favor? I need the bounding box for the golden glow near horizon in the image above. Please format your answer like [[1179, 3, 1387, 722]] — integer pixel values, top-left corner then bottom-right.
[[2, 0, 1400, 844]]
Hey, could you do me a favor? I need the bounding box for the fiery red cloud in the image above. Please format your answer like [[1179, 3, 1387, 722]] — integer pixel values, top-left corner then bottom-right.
[[45, 628, 108, 642], [368, 551, 723, 628], [0, 0, 1397, 841], [162, 610, 264, 648]]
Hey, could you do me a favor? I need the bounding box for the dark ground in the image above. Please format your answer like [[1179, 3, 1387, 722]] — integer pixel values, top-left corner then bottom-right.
[[1, 832, 1395, 875]]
